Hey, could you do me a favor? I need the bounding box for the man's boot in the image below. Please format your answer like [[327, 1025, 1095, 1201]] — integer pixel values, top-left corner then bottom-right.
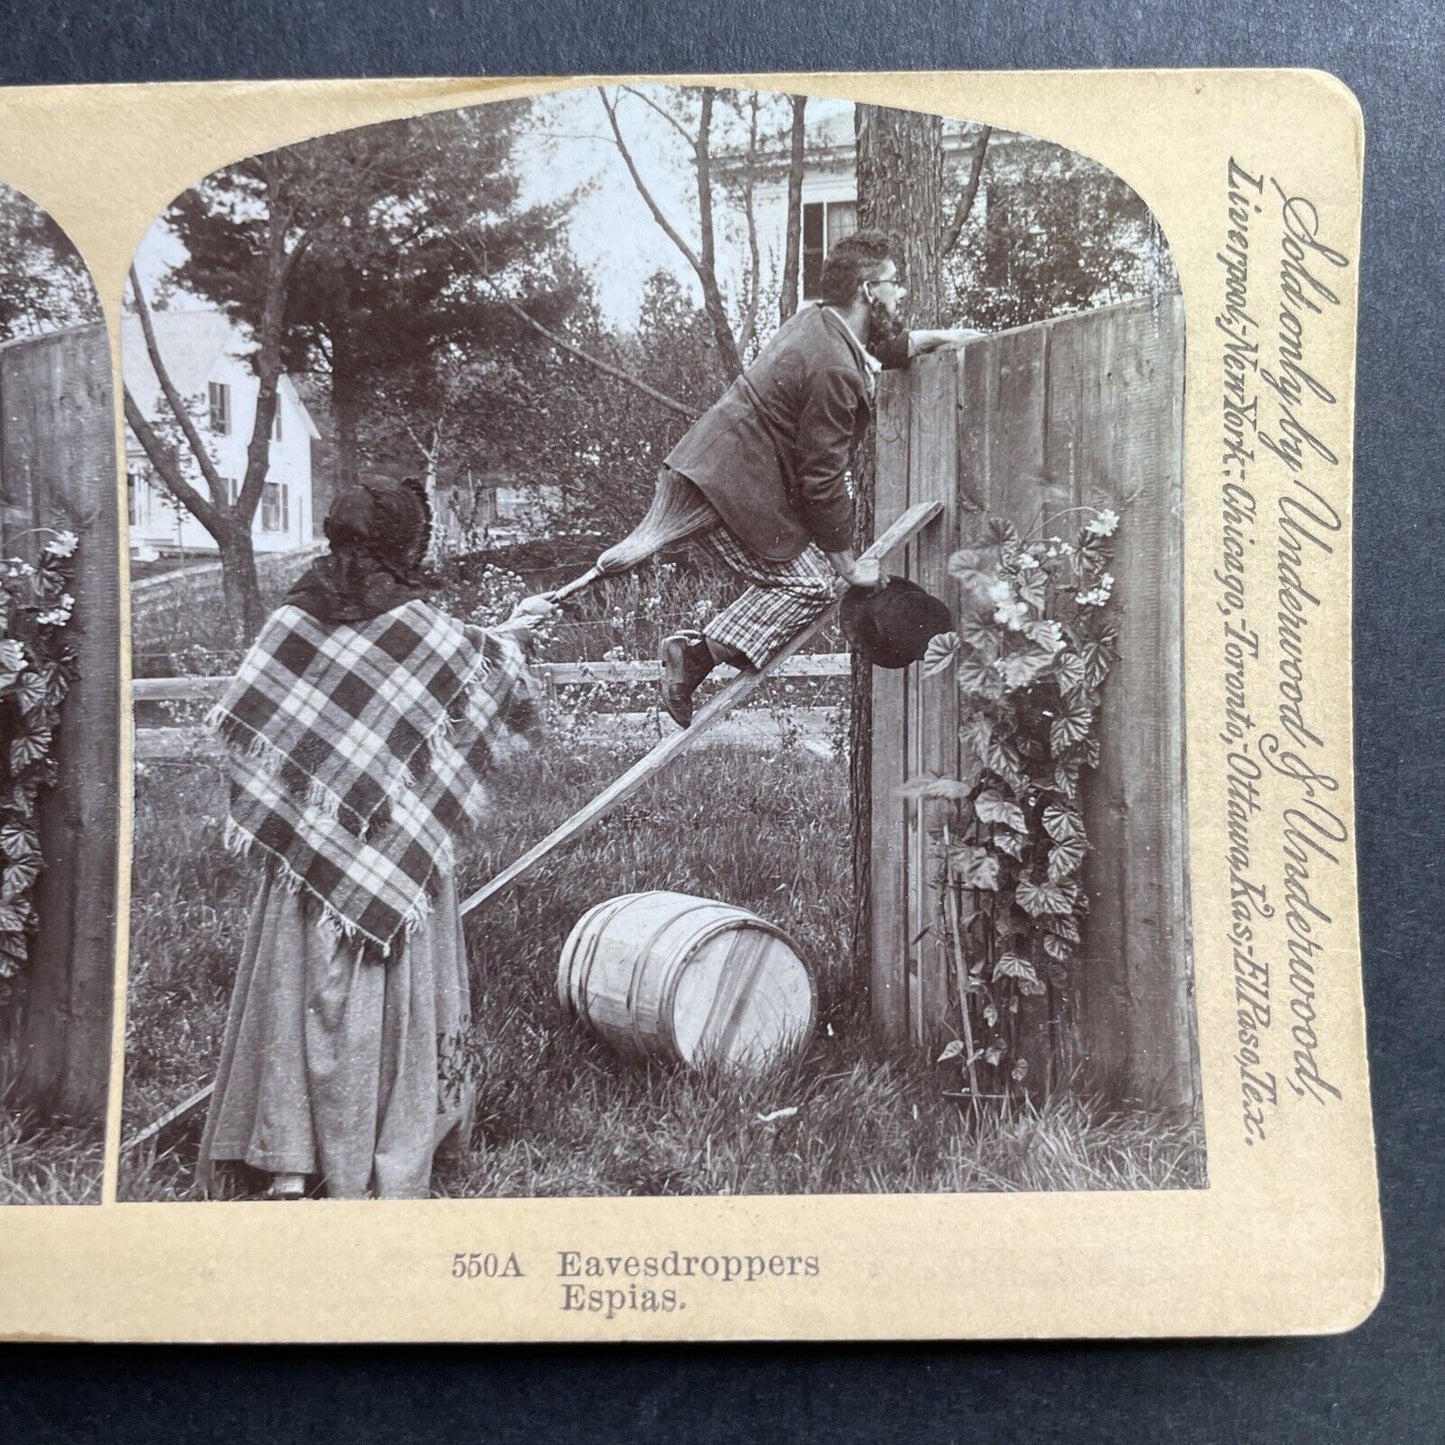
[[659, 630, 716, 728]]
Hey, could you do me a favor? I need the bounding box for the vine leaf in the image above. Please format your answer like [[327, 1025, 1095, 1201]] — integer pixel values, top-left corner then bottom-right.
[[1015, 569, 1047, 611], [1016, 874, 1075, 917], [1041, 913, 1082, 946], [959, 613, 1000, 657], [1048, 834, 1089, 881], [1, 856, 42, 901], [1042, 802, 1085, 842], [950, 845, 1001, 891], [0, 823, 38, 860], [1025, 618, 1064, 654], [9, 729, 51, 774], [995, 953, 1047, 996], [1081, 635, 1119, 689], [0, 638, 24, 686], [937, 1040, 966, 1063], [1049, 694, 1093, 754], [922, 631, 960, 677], [1043, 931, 1075, 962], [984, 1045, 1005, 1067], [1052, 648, 1086, 695], [994, 647, 1053, 690], [958, 652, 1005, 700], [975, 789, 1027, 833]]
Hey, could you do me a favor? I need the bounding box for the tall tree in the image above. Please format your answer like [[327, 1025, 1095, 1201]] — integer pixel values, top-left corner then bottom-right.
[[778, 96, 808, 324], [124, 146, 311, 641], [0, 184, 98, 342], [167, 104, 562, 498], [849, 105, 946, 1002]]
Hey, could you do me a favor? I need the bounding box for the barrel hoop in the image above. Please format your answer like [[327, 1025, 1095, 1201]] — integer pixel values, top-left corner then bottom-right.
[[656, 914, 809, 1058], [624, 899, 722, 1054], [697, 925, 772, 1064], [568, 892, 639, 1025]]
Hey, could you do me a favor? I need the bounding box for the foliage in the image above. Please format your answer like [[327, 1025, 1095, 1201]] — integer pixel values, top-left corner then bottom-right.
[[0, 185, 99, 343], [941, 129, 1178, 331], [917, 509, 1121, 1091], [0, 531, 79, 1005]]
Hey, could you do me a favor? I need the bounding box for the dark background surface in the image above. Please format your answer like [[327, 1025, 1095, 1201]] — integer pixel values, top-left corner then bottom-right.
[[2, 2, 1441, 1440]]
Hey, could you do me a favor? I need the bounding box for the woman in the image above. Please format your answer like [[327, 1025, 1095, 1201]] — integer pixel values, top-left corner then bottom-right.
[[198, 476, 554, 1200]]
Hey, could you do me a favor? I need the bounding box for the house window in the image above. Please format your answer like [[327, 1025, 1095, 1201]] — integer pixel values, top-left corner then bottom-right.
[[261, 481, 290, 533], [227, 477, 240, 506], [208, 381, 231, 435], [272, 405, 283, 443], [801, 199, 859, 301], [127, 467, 146, 528]]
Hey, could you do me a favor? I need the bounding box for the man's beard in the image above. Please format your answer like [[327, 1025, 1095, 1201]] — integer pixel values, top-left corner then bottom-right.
[[868, 297, 907, 352]]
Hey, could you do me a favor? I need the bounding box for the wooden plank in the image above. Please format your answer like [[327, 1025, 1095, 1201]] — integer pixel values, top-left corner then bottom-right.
[[905, 351, 959, 1047], [1099, 298, 1191, 1108], [131, 653, 854, 704], [1, 325, 118, 1121], [868, 373, 913, 1044], [462, 502, 942, 921]]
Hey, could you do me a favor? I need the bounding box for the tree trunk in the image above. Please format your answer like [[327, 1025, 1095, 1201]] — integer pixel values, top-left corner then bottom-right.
[[217, 521, 265, 646], [851, 104, 945, 1021], [780, 96, 807, 324]]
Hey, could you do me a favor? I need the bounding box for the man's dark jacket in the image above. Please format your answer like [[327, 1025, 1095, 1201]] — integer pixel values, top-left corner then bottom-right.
[[664, 303, 908, 562]]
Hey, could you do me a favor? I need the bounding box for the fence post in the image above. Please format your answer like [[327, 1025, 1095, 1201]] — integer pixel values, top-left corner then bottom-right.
[[0, 324, 119, 1123]]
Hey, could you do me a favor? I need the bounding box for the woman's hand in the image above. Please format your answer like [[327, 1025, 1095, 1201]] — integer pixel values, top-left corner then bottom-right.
[[501, 593, 558, 643]]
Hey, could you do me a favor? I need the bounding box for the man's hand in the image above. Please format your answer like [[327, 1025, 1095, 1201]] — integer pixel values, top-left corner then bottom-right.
[[827, 549, 885, 590], [848, 556, 885, 590], [908, 326, 986, 356]]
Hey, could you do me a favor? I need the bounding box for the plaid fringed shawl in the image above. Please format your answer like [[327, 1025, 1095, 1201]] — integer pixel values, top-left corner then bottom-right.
[[210, 600, 538, 959]]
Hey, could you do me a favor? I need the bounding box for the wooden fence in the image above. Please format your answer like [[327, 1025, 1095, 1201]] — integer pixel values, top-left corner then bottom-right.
[[870, 296, 1196, 1112], [0, 324, 119, 1122]]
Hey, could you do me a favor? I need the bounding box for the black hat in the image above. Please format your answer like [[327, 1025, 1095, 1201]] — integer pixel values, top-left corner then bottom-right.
[[840, 575, 953, 670]]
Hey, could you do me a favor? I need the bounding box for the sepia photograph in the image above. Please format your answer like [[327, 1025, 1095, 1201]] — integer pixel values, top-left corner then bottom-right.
[[117, 84, 1202, 1204], [0, 181, 120, 1204]]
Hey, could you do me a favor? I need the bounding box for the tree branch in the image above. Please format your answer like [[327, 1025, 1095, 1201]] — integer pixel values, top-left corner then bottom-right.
[[597, 87, 703, 273], [780, 95, 807, 323], [122, 386, 226, 537], [126, 266, 229, 513], [451, 235, 698, 421], [617, 85, 696, 148], [941, 126, 993, 257]]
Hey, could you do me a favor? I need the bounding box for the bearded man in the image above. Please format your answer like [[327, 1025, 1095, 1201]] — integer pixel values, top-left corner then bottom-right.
[[644, 228, 970, 726]]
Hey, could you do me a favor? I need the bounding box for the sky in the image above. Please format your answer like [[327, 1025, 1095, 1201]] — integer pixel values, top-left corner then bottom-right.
[[132, 85, 851, 333]]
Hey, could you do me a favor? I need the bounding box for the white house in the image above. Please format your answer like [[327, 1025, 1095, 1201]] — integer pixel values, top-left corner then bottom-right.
[[122, 309, 320, 559]]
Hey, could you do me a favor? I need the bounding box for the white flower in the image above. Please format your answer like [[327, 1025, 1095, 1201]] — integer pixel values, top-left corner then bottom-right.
[[994, 600, 1030, 630], [986, 579, 1012, 605], [1015, 553, 1040, 571], [43, 531, 79, 558], [1085, 509, 1120, 537]]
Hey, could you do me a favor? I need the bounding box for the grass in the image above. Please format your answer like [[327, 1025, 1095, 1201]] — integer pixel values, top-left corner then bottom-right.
[[0, 1110, 103, 1204], [120, 727, 1205, 1201]]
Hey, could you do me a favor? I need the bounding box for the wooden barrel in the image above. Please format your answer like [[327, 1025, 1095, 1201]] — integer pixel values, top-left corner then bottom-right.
[[557, 891, 816, 1070]]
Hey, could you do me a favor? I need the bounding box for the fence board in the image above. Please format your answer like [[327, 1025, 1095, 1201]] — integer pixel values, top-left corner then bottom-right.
[[868, 377, 912, 1042], [905, 352, 958, 1045], [0, 325, 118, 1120]]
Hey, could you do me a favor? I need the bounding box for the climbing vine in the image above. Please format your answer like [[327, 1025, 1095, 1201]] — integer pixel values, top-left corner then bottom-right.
[[0, 530, 78, 1008], [915, 510, 1121, 1095]]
